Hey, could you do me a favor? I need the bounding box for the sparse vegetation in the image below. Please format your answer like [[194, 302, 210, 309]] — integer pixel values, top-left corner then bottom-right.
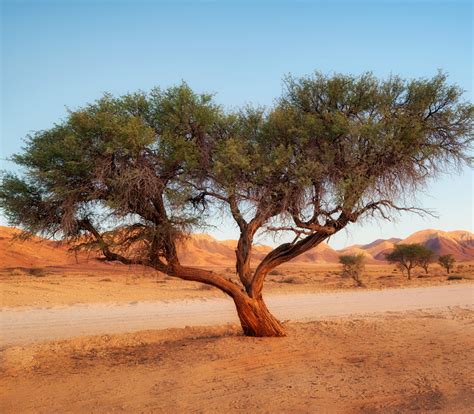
[[339, 254, 365, 287], [385, 244, 434, 280], [447, 275, 463, 280], [10, 268, 27, 276], [419, 248, 435, 274], [28, 267, 46, 277], [438, 254, 456, 274], [279, 276, 303, 284], [198, 284, 214, 290], [1, 72, 472, 336]]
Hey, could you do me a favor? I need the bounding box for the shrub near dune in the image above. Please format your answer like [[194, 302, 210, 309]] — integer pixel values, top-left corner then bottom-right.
[[1, 71, 472, 336]]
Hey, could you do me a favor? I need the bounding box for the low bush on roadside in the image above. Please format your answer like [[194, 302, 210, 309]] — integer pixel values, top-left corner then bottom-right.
[[279, 276, 303, 284], [339, 254, 365, 287], [28, 267, 46, 277], [447, 275, 463, 281]]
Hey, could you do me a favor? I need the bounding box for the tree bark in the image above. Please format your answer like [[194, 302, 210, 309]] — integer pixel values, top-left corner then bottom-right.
[[233, 294, 285, 337], [166, 265, 286, 337]]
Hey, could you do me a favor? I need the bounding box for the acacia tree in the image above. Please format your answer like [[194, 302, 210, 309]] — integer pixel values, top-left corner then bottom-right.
[[1, 72, 472, 337], [419, 247, 435, 274], [386, 244, 433, 279], [438, 254, 456, 274]]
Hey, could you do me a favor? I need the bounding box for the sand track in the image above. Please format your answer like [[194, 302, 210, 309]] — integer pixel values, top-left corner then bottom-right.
[[2, 310, 473, 413], [2, 284, 472, 346]]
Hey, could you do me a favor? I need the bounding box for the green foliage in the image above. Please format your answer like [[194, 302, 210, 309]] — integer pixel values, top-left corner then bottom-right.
[[0, 83, 219, 257], [274, 71, 473, 214], [385, 244, 434, 279], [438, 254, 456, 274], [418, 248, 435, 274], [339, 254, 365, 286], [0, 71, 472, 277]]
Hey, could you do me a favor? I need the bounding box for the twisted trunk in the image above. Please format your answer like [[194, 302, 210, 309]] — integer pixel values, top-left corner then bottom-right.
[[233, 294, 285, 337], [163, 264, 285, 336]]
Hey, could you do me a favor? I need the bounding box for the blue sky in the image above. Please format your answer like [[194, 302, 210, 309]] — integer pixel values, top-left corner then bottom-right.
[[1, 0, 472, 248]]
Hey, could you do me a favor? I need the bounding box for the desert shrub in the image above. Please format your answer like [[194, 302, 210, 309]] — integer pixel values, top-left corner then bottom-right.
[[447, 275, 463, 280], [279, 276, 302, 284], [28, 267, 46, 277], [438, 254, 456, 274], [339, 254, 365, 287], [198, 284, 214, 290], [269, 270, 284, 276], [11, 268, 27, 276]]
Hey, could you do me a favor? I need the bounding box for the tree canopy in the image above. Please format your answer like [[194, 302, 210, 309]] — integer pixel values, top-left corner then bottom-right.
[[438, 254, 456, 274], [385, 244, 435, 279], [1, 71, 472, 336]]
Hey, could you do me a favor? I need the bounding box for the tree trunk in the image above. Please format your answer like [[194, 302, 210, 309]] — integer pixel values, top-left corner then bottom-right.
[[233, 295, 285, 337]]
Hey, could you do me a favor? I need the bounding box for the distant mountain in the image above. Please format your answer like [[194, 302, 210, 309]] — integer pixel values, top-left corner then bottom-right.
[[177, 233, 340, 266], [339, 238, 402, 263], [341, 230, 474, 262], [396, 229, 474, 261], [1, 226, 472, 270]]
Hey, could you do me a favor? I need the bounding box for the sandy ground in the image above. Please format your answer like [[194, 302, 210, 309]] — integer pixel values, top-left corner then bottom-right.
[[2, 284, 473, 346], [1, 307, 473, 413], [1, 263, 473, 413], [2, 262, 473, 308]]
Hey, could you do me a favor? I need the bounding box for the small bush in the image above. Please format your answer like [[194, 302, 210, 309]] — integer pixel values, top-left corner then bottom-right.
[[28, 267, 46, 277], [198, 284, 214, 290], [269, 269, 284, 276], [438, 254, 456, 274], [339, 254, 365, 287], [447, 275, 463, 280], [279, 276, 302, 284], [11, 268, 27, 276]]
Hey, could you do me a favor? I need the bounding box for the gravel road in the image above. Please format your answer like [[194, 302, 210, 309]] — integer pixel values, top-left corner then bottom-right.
[[1, 284, 472, 346]]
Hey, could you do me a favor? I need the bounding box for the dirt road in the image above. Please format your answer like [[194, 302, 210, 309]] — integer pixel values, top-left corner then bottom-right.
[[1, 284, 472, 346], [2, 308, 474, 413]]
